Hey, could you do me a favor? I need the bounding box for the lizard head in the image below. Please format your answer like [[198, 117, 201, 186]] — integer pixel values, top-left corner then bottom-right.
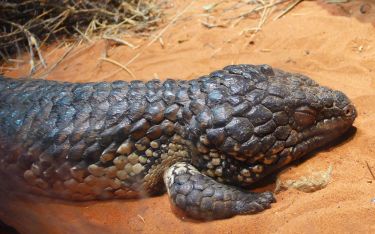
[[193, 65, 357, 186], [288, 84, 356, 159]]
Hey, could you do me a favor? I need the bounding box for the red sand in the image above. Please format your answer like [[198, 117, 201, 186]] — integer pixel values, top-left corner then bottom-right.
[[1, 0, 375, 233]]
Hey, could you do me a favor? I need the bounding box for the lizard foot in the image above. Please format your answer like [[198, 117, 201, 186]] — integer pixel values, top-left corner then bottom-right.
[[163, 162, 275, 220]]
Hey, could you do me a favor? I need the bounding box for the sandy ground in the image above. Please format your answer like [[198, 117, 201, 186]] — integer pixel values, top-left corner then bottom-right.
[[1, 0, 375, 233]]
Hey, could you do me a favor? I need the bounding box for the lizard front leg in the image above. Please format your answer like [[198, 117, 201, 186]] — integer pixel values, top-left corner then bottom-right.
[[163, 162, 275, 220]]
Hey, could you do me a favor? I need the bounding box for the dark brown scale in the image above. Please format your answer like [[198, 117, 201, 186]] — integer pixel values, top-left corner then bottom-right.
[[207, 88, 227, 106], [146, 125, 163, 140], [274, 126, 292, 140], [220, 137, 238, 155], [55, 162, 72, 181], [102, 142, 118, 156], [268, 84, 289, 98], [135, 137, 150, 149], [223, 75, 249, 95], [175, 86, 190, 103], [285, 130, 299, 147], [83, 143, 103, 162], [246, 105, 273, 126], [161, 120, 175, 136], [224, 117, 254, 143], [195, 109, 213, 129], [188, 81, 204, 100], [262, 95, 285, 112], [189, 99, 206, 115], [232, 101, 251, 116], [267, 141, 285, 156], [127, 99, 147, 122], [187, 117, 202, 138], [254, 120, 277, 136], [181, 106, 193, 122], [67, 141, 87, 161], [227, 95, 243, 106], [245, 89, 266, 105], [130, 118, 150, 139], [206, 128, 225, 146], [145, 101, 165, 124], [164, 104, 179, 122], [273, 111, 289, 125], [239, 136, 262, 157], [211, 103, 233, 127]]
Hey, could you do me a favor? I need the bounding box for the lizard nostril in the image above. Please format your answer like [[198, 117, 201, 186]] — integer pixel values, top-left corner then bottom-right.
[[343, 104, 356, 117]]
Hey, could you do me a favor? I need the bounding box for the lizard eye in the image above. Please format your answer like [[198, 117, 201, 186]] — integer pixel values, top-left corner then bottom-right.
[[294, 106, 317, 127]]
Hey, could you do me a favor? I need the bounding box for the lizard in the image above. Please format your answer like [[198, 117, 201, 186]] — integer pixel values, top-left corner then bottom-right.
[[0, 64, 357, 219]]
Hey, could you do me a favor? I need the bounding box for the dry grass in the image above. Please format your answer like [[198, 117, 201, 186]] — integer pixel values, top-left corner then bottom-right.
[[0, 0, 163, 74], [198, 0, 290, 53], [0, 0, 348, 77]]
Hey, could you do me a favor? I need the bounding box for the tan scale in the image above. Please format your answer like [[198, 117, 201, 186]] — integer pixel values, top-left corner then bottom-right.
[[116, 140, 134, 155]]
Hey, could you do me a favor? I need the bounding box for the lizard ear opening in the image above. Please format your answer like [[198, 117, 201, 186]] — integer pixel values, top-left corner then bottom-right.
[[294, 106, 317, 127]]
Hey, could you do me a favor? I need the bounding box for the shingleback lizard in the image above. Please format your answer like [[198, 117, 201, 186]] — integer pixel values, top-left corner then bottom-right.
[[0, 64, 356, 219]]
